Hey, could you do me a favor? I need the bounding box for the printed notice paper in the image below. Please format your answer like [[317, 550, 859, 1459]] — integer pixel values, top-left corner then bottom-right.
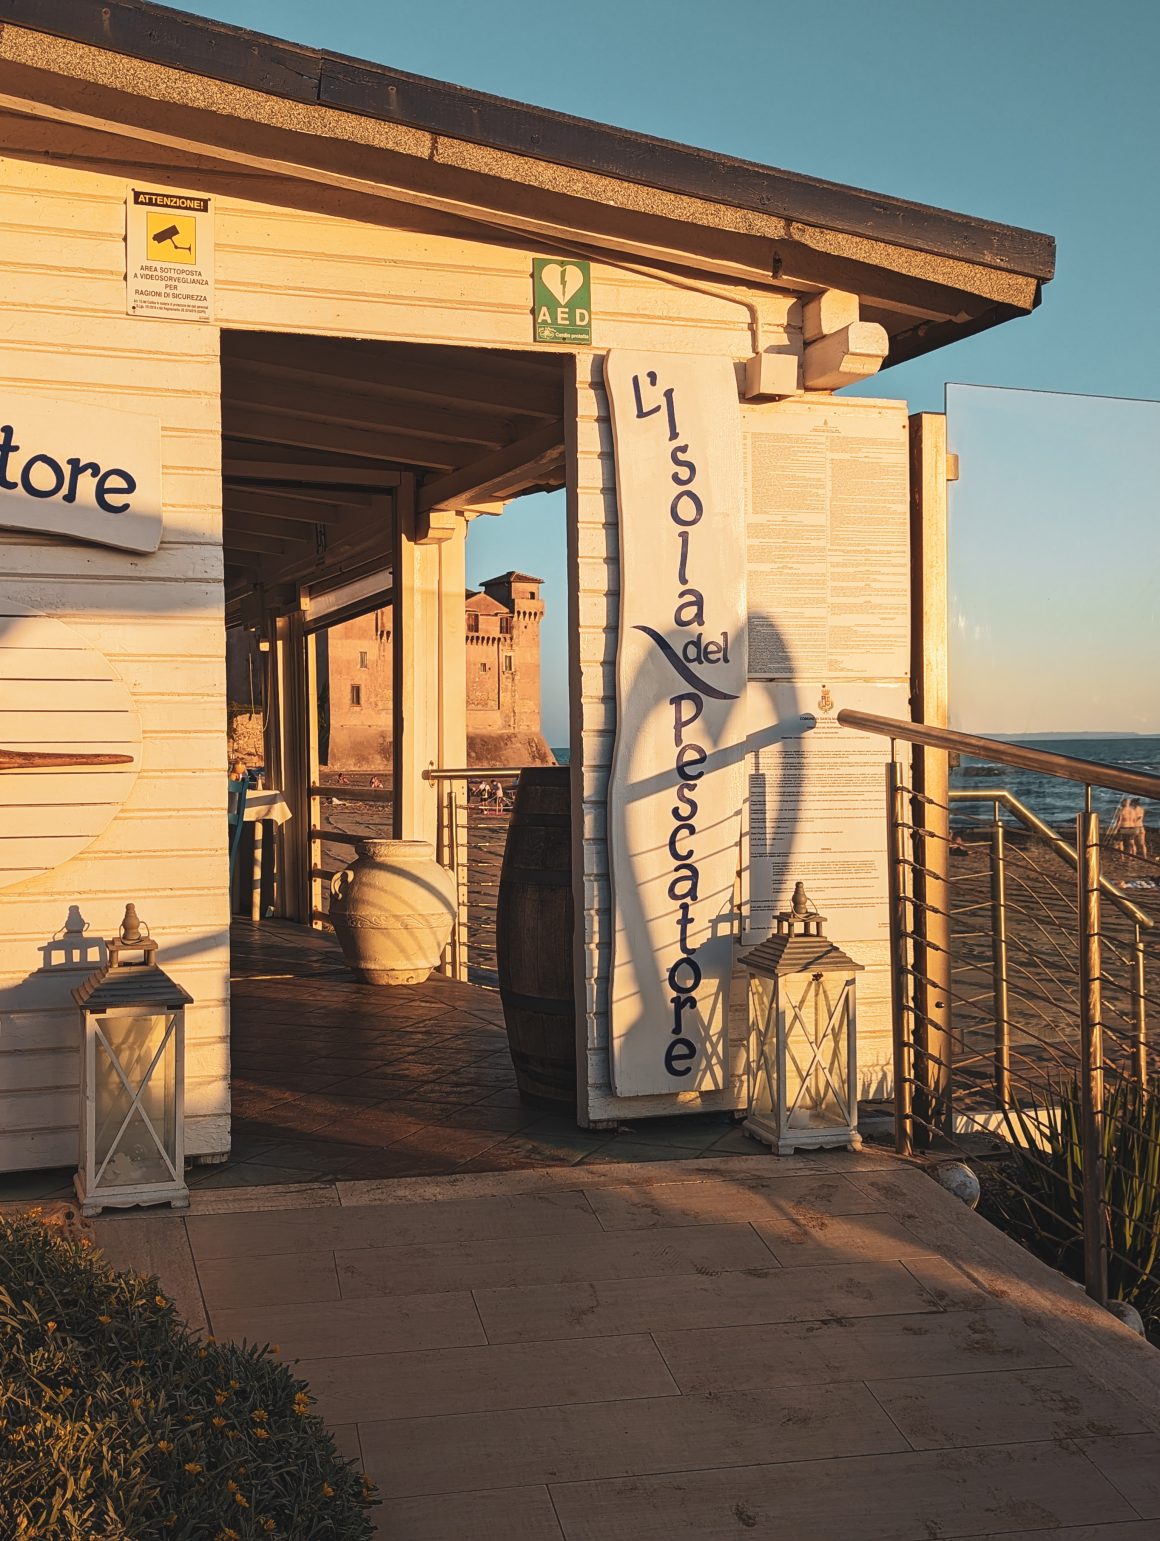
[[126, 187, 215, 321], [745, 400, 909, 681], [605, 351, 747, 1098]]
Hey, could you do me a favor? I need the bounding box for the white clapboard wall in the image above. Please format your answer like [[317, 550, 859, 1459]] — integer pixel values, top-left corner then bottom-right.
[[0, 155, 227, 1173]]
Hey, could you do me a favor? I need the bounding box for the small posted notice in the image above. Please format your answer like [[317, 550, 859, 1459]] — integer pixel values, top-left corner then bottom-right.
[[126, 188, 214, 321]]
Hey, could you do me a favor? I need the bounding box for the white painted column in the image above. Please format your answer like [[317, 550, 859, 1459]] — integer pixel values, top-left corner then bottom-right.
[[392, 479, 467, 848]]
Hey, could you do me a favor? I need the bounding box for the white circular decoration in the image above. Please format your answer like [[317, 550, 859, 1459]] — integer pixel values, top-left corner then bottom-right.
[[0, 604, 141, 891]]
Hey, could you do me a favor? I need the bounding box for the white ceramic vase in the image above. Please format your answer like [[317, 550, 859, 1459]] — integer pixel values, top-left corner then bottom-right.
[[329, 838, 456, 985]]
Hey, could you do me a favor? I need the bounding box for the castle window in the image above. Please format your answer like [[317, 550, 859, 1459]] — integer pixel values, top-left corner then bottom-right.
[[479, 661, 488, 672], [503, 653, 514, 673], [358, 650, 368, 669], [350, 684, 362, 706]]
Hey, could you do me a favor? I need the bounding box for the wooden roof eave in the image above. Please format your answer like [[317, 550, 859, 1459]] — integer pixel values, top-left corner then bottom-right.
[[0, 14, 1052, 360]]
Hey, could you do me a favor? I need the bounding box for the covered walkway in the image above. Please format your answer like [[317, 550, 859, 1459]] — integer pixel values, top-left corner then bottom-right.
[[221, 922, 753, 1188], [96, 1149, 1160, 1540]]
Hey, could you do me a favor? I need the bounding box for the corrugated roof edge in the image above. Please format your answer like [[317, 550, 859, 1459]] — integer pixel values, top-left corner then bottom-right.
[[4, 0, 1055, 281]]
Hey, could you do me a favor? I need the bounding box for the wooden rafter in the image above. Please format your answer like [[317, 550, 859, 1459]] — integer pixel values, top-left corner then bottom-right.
[[417, 422, 565, 513]]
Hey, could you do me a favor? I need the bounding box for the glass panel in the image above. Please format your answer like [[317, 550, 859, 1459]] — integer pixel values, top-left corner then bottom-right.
[[783, 975, 849, 1130], [946, 384, 1160, 827], [94, 1011, 176, 1188], [748, 975, 777, 1117]]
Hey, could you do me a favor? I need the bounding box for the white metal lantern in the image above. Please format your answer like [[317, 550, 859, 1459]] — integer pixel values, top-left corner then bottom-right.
[[743, 881, 862, 1155], [72, 905, 191, 1217]]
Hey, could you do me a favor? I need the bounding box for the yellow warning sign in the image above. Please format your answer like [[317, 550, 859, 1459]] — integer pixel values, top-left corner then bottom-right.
[[146, 211, 196, 264]]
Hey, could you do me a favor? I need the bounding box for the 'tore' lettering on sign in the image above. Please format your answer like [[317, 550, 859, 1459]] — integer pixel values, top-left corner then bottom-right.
[[605, 351, 746, 1099], [0, 398, 163, 554]]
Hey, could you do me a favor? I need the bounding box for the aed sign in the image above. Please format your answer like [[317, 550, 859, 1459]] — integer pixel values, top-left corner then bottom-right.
[[126, 187, 215, 321], [0, 396, 163, 554], [533, 258, 592, 345], [604, 350, 747, 1098]]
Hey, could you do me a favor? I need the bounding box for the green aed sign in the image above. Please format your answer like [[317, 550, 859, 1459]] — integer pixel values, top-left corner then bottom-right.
[[533, 258, 592, 345]]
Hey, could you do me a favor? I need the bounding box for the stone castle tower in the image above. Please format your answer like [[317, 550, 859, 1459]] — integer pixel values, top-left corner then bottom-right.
[[226, 573, 553, 770]]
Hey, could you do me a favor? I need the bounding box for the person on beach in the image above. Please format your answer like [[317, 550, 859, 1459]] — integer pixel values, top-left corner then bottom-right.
[[1125, 799, 1148, 859], [1109, 797, 1130, 853]]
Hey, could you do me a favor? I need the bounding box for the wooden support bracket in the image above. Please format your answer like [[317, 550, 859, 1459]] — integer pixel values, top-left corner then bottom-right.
[[802, 321, 889, 391]]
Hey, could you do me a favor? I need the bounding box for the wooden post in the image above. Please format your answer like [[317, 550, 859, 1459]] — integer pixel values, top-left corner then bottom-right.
[[268, 610, 311, 921], [909, 412, 953, 1144], [437, 513, 468, 975], [305, 629, 323, 928]]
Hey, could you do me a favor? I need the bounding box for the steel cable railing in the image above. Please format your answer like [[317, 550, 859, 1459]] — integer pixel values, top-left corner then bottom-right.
[[844, 709, 1160, 1325]]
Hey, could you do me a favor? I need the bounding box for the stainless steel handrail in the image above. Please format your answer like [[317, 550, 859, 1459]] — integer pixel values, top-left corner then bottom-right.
[[837, 709, 1160, 803]]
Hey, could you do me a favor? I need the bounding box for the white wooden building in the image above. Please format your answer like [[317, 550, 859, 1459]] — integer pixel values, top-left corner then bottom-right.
[[0, 0, 1053, 1169]]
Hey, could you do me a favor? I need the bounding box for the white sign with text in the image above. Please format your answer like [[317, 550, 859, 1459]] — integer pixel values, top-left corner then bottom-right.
[[605, 351, 747, 1097], [0, 397, 162, 554]]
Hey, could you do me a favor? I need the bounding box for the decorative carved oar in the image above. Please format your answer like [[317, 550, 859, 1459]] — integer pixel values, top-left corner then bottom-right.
[[0, 749, 134, 770]]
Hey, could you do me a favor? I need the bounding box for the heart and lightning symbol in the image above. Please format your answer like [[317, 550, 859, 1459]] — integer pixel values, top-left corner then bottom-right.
[[539, 263, 585, 305]]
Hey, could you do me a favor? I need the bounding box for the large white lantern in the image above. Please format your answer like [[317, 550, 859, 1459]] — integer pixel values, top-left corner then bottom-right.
[[743, 882, 862, 1155], [72, 905, 191, 1217]]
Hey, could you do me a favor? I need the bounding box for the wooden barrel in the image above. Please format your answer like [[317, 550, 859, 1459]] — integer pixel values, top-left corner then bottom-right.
[[496, 766, 576, 1110]]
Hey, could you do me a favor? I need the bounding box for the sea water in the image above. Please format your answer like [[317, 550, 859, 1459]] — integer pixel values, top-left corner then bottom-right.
[[951, 736, 1160, 831]]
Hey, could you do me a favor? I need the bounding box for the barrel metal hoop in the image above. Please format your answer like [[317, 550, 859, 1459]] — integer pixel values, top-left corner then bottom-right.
[[500, 987, 573, 1017]]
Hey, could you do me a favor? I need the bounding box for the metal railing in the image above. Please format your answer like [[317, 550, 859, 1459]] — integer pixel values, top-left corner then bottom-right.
[[842, 709, 1160, 1318], [305, 768, 531, 985], [424, 767, 524, 986]]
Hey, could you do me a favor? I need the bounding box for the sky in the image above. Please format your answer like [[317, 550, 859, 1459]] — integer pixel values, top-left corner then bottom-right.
[[182, 0, 1160, 742]]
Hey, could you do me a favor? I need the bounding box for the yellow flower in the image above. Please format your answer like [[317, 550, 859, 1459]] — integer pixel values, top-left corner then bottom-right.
[[251, 1409, 268, 1423], [197, 1348, 208, 1359], [224, 1429, 239, 1441], [214, 1392, 228, 1406], [80, 1238, 93, 1249], [229, 1379, 240, 1390], [253, 1427, 269, 1440], [45, 1321, 57, 1333], [321, 1483, 334, 1498], [233, 1492, 249, 1509], [215, 1530, 240, 1541], [211, 1415, 226, 1430], [131, 1359, 145, 1369], [97, 1314, 112, 1325], [262, 1521, 276, 1533], [183, 1461, 202, 1475], [157, 1440, 174, 1453], [292, 1391, 309, 1414], [227, 1480, 239, 1494], [130, 1398, 143, 1411], [205, 1335, 216, 1344], [155, 1295, 168, 1308]]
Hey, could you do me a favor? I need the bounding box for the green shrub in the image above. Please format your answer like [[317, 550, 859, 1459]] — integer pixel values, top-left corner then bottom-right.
[[0, 1209, 377, 1540], [992, 1073, 1160, 1334]]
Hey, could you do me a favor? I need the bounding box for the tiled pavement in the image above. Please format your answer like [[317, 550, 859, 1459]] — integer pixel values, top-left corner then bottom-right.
[[94, 1151, 1160, 1541]]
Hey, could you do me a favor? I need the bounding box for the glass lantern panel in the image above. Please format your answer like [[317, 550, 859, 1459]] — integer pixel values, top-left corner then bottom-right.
[[94, 1011, 177, 1188], [748, 974, 778, 1117], [783, 976, 850, 1131]]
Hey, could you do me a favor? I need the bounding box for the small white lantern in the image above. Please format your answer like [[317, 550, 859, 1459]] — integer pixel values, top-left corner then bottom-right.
[[73, 905, 191, 1217], [743, 881, 862, 1155]]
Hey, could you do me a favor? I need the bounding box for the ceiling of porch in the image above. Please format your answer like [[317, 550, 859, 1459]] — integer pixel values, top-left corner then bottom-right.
[[221, 332, 568, 624]]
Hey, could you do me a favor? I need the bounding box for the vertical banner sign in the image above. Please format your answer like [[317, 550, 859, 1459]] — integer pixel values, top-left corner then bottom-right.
[[533, 258, 592, 344], [605, 351, 746, 1097], [126, 188, 214, 321]]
